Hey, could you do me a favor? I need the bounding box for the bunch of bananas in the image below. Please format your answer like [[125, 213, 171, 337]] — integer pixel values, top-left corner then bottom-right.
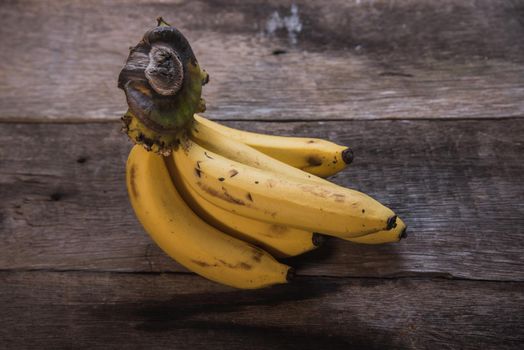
[[119, 19, 406, 289]]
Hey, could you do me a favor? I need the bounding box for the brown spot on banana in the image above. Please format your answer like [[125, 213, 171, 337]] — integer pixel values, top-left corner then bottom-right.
[[191, 259, 213, 267], [194, 168, 202, 178], [228, 169, 239, 178], [196, 181, 246, 205], [240, 262, 252, 270], [251, 248, 264, 262], [331, 193, 345, 203], [263, 209, 278, 218], [269, 224, 288, 236], [246, 192, 253, 202], [222, 187, 246, 205], [306, 155, 323, 166], [387, 215, 397, 230], [298, 184, 331, 198], [129, 164, 139, 199], [217, 259, 253, 270]]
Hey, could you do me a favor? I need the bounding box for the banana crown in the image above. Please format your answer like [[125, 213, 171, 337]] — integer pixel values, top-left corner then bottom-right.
[[118, 18, 209, 153]]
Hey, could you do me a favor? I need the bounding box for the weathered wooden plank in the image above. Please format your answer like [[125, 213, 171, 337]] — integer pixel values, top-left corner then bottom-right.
[[1, 0, 523, 121], [1, 120, 523, 280], [1, 271, 523, 349]]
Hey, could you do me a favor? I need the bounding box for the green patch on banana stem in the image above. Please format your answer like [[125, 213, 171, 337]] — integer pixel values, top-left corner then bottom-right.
[[118, 17, 208, 154], [121, 111, 184, 155]]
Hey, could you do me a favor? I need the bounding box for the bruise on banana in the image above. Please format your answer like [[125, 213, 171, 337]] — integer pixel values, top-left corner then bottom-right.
[[128, 164, 139, 199], [217, 259, 252, 270], [260, 224, 289, 239], [303, 148, 353, 171], [306, 155, 323, 167], [118, 17, 209, 155], [251, 248, 264, 262], [193, 162, 248, 205], [191, 259, 213, 268], [196, 181, 246, 206], [190, 259, 252, 270]]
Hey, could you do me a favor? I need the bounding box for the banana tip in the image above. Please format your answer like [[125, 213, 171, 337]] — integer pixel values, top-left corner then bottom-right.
[[286, 267, 296, 282], [312, 233, 327, 246], [341, 148, 354, 164], [400, 227, 408, 240]]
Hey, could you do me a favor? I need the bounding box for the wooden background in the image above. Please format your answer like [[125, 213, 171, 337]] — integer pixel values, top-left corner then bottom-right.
[[1, 0, 523, 348]]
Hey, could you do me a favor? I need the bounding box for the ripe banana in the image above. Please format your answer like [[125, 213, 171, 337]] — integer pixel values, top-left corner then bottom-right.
[[194, 114, 353, 178], [173, 137, 397, 238], [190, 119, 330, 185], [349, 218, 407, 244], [126, 145, 292, 289], [119, 19, 407, 289], [164, 155, 323, 258], [189, 120, 403, 244]]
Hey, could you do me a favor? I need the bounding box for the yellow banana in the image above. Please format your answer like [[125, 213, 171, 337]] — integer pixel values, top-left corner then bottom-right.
[[173, 137, 397, 238], [349, 218, 407, 244], [191, 120, 331, 185], [194, 114, 353, 177], [164, 155, 323, 258], [126, 145, 292, 289], [189, 121, 404, 244]]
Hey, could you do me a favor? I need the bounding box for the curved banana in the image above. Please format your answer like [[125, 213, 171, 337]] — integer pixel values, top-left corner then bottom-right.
[[173, 137, 397, 238], [194, 114, 353, 178], [190, 120, 330, 185], [189, 121, 405, 244], [126, 145, 292, 289], [348, 218, 407, 244], [164, 156, 323, 258]]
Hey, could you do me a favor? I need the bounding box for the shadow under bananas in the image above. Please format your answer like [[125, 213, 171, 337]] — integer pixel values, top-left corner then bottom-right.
[[283, 235, 410, 278], [87, 277, 401, 349], [281, 236, 340, 266]]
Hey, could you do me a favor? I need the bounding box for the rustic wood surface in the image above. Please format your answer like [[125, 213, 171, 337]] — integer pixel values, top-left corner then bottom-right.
[[1, 0, 523, 122], [1, 0, 524, 349], [1, 120, 524, 281], [1, 272, 523, 350]]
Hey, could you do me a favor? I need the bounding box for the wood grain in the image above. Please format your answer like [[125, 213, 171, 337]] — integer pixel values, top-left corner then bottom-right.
[[2, 0, 522, 345], [1, 271, 523, 350], [1, 0, 523, 122], [1, 120, 523, 280]]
